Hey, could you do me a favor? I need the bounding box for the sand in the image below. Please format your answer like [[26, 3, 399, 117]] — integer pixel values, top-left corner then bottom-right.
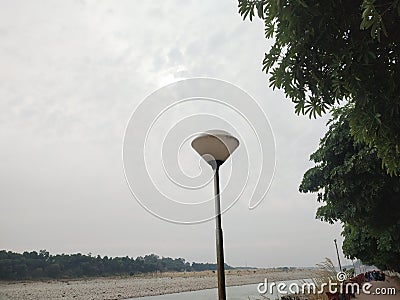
[[0, 268, 319, 300]]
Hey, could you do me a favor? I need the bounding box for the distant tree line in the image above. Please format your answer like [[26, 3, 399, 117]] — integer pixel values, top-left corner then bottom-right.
[[0, 250, 233, 280]]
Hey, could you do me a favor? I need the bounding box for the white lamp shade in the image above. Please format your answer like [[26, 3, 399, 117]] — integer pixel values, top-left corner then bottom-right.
[[191, 130, 239, 165]]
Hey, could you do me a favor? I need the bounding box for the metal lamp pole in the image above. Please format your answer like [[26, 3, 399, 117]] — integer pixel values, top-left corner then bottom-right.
[[191, 130, 239, 300], [334, 239, 342, 272], [213, 161, 226, 300]]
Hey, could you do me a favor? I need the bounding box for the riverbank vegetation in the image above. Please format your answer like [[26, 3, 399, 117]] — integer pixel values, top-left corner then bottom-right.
[[0, 250, 233, 280]]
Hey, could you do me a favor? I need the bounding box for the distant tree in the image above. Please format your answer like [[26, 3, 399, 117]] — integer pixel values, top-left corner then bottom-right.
[[0, 250, 234, 280], [238, 0, 400, 174], [39, 250, 50, 260], [46, 264, 61, 278], [191, 262, 233, 272]]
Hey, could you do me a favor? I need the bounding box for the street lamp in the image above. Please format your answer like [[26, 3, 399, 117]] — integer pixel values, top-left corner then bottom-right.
[[192, 130, 239, 300]]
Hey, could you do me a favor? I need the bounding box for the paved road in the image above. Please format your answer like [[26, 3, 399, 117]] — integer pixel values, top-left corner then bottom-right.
[[356, 277, 400, 299]]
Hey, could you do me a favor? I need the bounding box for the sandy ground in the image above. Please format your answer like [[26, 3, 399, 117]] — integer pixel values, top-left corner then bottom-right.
[[0, 268, 319, 300]]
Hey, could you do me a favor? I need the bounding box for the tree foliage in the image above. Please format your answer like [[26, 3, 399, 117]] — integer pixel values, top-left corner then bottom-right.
[[342, 223, 400, 271], [300, 108, 400, 271], [0, 250, 233, 280], [238, 0, 400, 174]]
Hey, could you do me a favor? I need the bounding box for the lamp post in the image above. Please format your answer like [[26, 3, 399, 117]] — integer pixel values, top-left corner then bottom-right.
[[192, 130, 239, 300], [334, 239, 342, 272], [352, 259, 357, 276]]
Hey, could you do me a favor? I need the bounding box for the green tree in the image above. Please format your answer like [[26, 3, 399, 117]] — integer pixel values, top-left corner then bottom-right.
[[300, 108, 400, 271], [46, 264, 61, 278], [0, 250, 233, 280], [342, 223, 400, 271], [238, 0, 400, 174]]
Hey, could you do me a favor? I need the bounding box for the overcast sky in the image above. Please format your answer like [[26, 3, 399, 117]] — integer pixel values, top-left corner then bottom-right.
[[0, 0, 351, 268]]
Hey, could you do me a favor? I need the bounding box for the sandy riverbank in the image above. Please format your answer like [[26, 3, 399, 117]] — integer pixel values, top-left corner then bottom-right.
[[0, 268, 319, 300]]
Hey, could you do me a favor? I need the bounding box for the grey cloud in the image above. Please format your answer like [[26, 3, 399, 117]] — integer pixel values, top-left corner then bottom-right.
[[0, 0, 350, 268]]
